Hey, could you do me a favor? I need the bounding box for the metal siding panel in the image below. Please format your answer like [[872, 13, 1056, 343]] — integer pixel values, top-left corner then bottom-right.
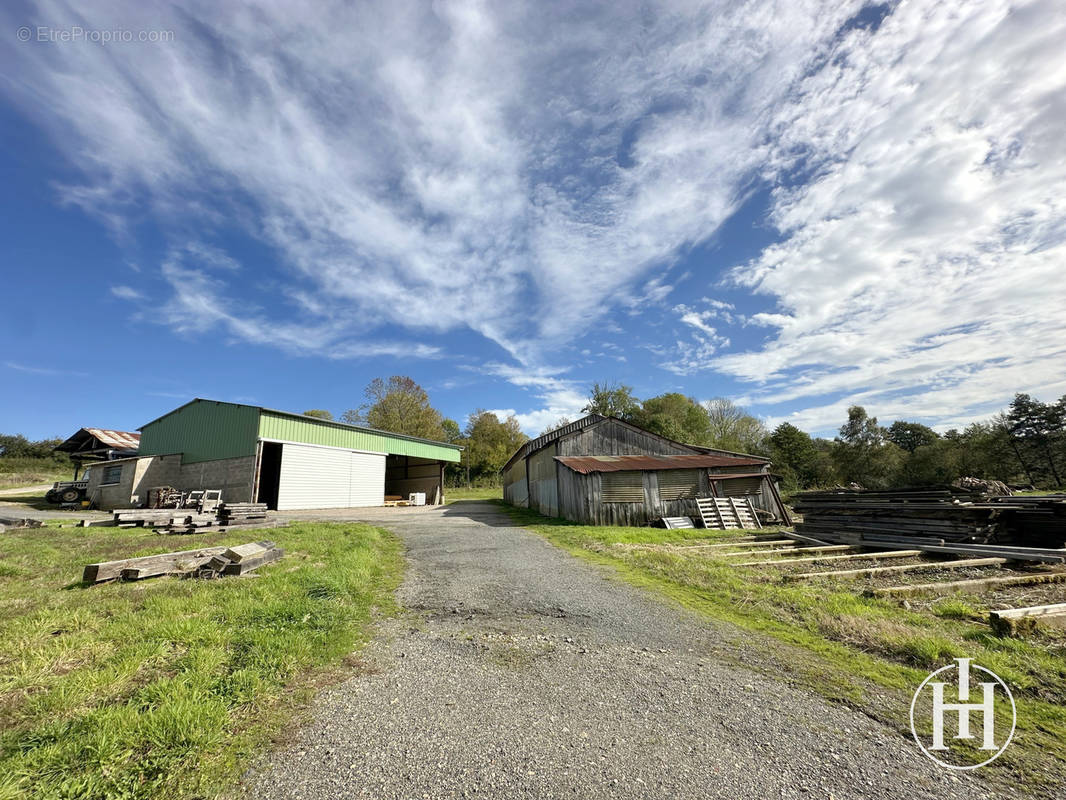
[[258, 412, 459, 462], [349, 451, 385, 507], [139, 401, 259, 463], [276, 443, 385, 509], [277, 444, 351, 510]]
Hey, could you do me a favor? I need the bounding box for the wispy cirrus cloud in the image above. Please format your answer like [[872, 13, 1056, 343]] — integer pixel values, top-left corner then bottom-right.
[[5, 361, 88, 378], [3, 1, 1063, 434], [672, 1, 1066, 430], [1, 0, 859, 365], [110, 285, 145, 301]]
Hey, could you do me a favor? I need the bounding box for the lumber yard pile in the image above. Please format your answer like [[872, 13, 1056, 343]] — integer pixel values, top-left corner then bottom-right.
[[793, 489, 1066, 560], [108, 502, 278, 534], [983, 494, 1066, 548], [83, 540, 283, 583]]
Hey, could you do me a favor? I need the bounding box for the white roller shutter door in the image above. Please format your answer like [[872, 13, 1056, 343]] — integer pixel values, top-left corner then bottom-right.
[[276, 443, 385, 510], [348, 451, 386, 507]]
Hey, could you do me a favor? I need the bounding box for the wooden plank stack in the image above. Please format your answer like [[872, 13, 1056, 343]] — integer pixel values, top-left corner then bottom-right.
[[983, 494, 1066, 548], [83, 540, 282, 583], [793, 488, 1066, 560], [107, 502, 277, 534], [217, 503, 269, 526]]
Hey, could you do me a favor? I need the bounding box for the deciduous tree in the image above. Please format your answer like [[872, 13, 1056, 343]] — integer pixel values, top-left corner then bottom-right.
[[343, 376, 446, 441], [583, 382, 640, 420], [702, 398, 768, 454]]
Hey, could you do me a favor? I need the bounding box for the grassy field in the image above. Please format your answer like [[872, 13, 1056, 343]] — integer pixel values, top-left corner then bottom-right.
[[0, 457, 71, 490], [0, 521, 403, 800], [501, 502, 1066, 792], [444, 486, 502, 503]]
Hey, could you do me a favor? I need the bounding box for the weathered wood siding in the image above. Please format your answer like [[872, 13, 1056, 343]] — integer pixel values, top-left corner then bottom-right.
[[528, 445, 558, 517], [559, 469, 714, 526], [557, 464, 592, 523], [715, 473, 782, 519], [502, 416, 779, 526], [503, 458, 528, 507], [557, 419, 695, 458]]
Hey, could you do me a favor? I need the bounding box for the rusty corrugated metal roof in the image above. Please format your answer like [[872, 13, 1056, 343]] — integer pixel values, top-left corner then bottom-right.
[[555, 454, 769, 474], [84, 428, 141, 449]]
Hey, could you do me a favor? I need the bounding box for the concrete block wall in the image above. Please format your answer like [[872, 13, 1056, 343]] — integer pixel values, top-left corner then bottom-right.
[[86, 453, 255, 509], [174, 455, 256, 503], [86, 454, 182, 510]]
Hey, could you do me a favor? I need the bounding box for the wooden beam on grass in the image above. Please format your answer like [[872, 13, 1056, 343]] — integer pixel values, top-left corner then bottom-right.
[[866, 571, 1066, 598], [680, 539, 797, 550], [787, 557, 1008, 581], [737, 549, 923, 567], [720, 544, 855, 560], [86, 546, 228, 583], [989, 603, 1066, 636]]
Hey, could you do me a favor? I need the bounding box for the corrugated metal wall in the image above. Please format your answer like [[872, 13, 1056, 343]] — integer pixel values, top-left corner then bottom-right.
[[276, 443, 385, 510], [259, 412, 460, 462], [139, 401, 260, 463], [503, 459, 528, 507], [528, 446, 558, 517]]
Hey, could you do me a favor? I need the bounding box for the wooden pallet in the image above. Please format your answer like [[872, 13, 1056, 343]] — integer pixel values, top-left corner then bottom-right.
[[696, 496, 762, 530]]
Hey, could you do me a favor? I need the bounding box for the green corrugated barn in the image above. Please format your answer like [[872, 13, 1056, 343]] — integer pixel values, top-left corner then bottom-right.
[[84, 398, 462, 510]]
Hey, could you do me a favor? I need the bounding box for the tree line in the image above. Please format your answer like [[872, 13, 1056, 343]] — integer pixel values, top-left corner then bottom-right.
[[770, 394, 1066, 492], [302, 376, 527, 487], [4, 376, 1060, 493], [303, 378, 1065, 493]]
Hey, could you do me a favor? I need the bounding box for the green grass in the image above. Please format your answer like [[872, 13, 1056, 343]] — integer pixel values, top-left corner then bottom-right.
[[499, 502, 1066, 792], [0, 521, 403, 800], [0, 458, 72, 490], [444, 486, 502, 503]]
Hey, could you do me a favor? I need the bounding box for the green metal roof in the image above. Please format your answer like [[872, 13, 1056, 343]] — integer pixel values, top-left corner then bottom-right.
[[139, 398, 462, 464]]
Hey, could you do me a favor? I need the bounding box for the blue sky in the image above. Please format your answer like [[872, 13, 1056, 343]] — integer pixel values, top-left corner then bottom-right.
[[2, 0, 1065, 441]]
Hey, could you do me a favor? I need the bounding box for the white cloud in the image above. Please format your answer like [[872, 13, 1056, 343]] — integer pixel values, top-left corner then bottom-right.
[[697, 1, 1066, 427], [1, 0, 860, 367], [5, 361, 88, 378], [110, 285, 145, 301], [3, 1, 1063, 432], [480, 361, 587, 435]]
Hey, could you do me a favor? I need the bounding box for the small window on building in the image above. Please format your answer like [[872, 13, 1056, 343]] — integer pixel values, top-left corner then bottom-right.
[[601, 471, 644, 503], [100, 464, 123, 485], [658, 469, 700, 501]]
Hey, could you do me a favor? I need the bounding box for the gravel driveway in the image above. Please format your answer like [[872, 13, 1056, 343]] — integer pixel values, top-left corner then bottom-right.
[[246, 501, 1004, 799]]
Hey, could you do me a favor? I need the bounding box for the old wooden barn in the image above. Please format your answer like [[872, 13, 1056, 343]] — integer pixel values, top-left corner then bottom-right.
[[502, 415, 788, 526]]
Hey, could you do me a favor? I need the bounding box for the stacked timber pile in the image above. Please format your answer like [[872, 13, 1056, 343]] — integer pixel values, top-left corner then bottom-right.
[[108, 502, 279, 534], [217, 503, 269, 526], [83, 540, 282, 583], [793, 489, 1066, 554], [984, 494, 1066, 549]]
